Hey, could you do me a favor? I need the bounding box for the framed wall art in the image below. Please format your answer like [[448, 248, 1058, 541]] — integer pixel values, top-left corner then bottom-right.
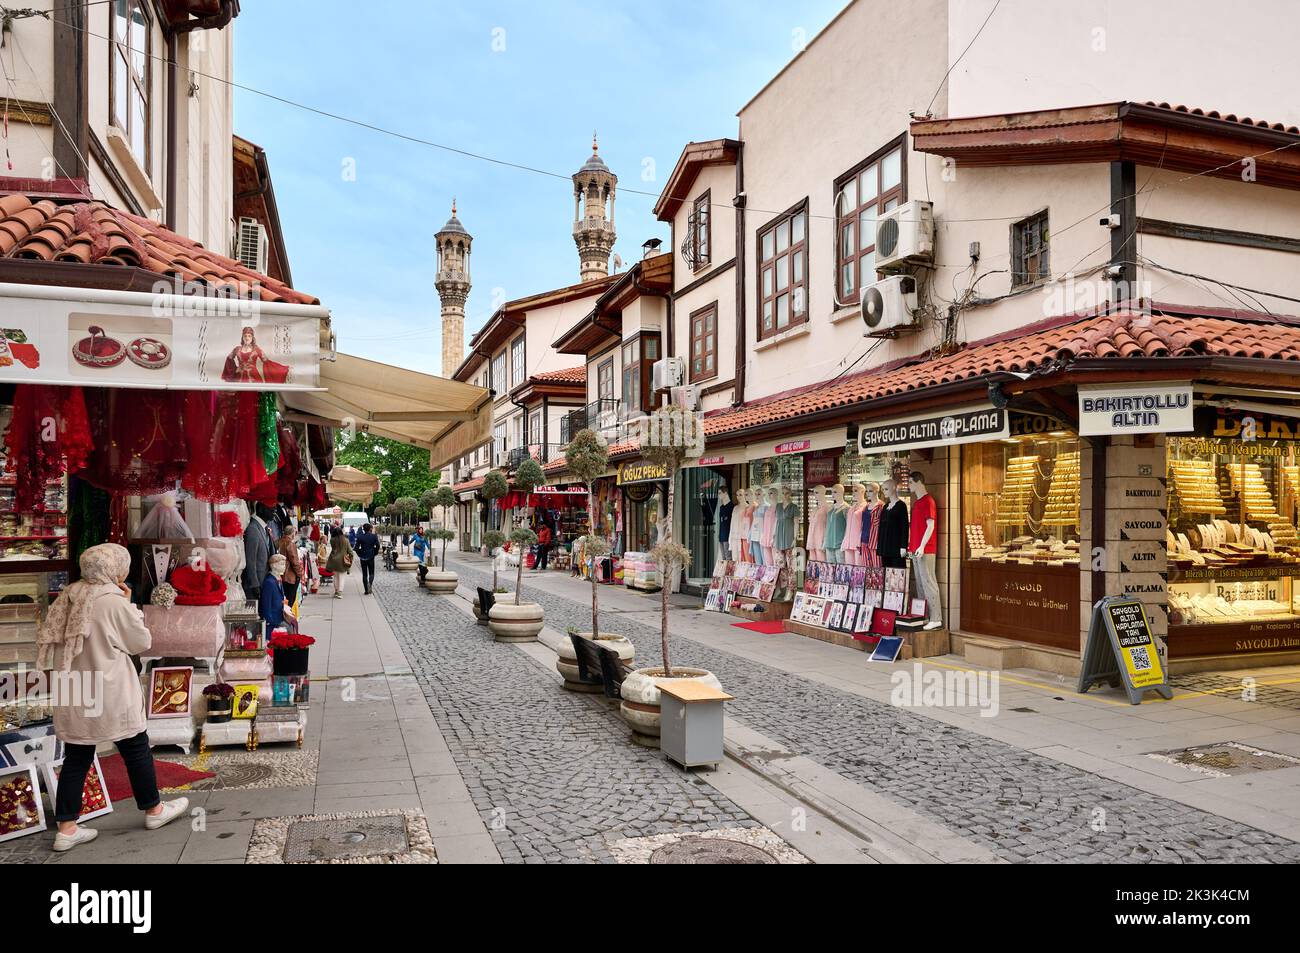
[[0, 764, 46, 842], [42, 756, 113, 823], [148, 666, 194, 719]]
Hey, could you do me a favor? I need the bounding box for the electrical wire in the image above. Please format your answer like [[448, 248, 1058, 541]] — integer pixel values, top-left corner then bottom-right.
[[923, 0, 1002, 119]]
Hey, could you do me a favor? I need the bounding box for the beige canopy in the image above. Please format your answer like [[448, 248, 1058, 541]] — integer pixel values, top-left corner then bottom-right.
[[282, 352, 492, 471], [325, 464, 381, 505]]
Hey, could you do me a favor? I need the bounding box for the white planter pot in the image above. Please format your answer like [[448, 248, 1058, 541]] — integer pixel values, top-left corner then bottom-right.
[[421, 569, 458, 594], [394, 555, 419, 572], [619, 667, 721, 747], [488, 601, 544, 642], [556, 633, 634, 692]]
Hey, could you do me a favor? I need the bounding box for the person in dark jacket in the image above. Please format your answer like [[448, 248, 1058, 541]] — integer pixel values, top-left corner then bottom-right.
[[355, 522, 381, 594], [876, 479, 910, 569], [242, 504, 274, 600]]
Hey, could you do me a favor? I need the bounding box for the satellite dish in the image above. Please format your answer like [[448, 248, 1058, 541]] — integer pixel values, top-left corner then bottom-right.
[[612, 254, 623, 272]]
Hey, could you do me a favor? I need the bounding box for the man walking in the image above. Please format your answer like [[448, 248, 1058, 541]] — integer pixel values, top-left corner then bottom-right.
[[355, 522, 381, 595]]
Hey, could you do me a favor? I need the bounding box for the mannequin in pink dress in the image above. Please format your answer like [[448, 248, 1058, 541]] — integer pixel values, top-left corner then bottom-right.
[[807, 486, 830, 562], [861, 482, 884, 567], [737, 490, 755, 562], [761, 487, 779, 564], [841, 484, 867, 566]]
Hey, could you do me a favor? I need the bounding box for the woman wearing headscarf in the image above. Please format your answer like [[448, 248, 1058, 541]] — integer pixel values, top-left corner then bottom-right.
[[37, 543, 190, 852], [275, 532, 304, 606], [324, 524, 353, 598]]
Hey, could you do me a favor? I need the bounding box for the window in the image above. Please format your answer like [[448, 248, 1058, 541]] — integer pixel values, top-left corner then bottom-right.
[[688, 192, 711, 270], [528, 411, 542, 446], [511, 414, 524, 450], [492, 352, 507, 394], [834, 136, 905, 305], [110, 0, 151, 174], [757, 201, 808, 340], [689, 303, 718, 382], [622, 341, 639, 412], [1012, 210, 1050, 288], [597, 358, 614, 402], [510, 335, 525, 388], [620, 334, 661, 414], [493, 422, 506, 461]]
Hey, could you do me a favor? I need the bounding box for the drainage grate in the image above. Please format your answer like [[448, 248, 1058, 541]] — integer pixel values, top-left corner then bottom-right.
[[283, 815, 410, 863], [650, 836, 778, 865], [1147, 742, 1300, 778]]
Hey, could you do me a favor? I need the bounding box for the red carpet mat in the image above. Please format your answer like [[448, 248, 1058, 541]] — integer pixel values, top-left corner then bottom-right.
[[99, 753, 214, 802], [731, 621, 786, 634]]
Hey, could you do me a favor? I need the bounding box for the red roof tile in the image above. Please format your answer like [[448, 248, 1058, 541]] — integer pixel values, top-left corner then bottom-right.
[[531, 366, 585, 384], [0, 194, 317, 304], [1143, 101, 1300, 136]]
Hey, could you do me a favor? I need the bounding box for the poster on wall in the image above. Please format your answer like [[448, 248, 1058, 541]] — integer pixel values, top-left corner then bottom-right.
[[1077, 382, 1193, 436]]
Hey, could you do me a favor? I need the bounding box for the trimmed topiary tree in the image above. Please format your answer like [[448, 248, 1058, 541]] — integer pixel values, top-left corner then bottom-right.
[[482, 530, 506, 591], [565, 428, 610, 638], [481, 470, 508, 589], [434, 485, 456, 567], [419, 487, 439, 524], [511, 458, 546, 605]]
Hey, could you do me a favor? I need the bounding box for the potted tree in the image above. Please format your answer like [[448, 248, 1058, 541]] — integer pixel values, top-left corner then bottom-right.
[[423, 485, 460, 593], [476, 529, 507, 623], [557, 428, 634, 689], [392, 496, 420, 570], [488, 459, 546, 642], [619, 405, 720, 746]]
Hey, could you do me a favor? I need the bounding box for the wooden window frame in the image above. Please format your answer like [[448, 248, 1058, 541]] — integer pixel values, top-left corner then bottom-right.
[[597, 357, 614, 403], [510, 334, 526, 388], [528, 410, 542, 446], [619, 332, 661, 414], [1011, 209, 1051, 289], [690, 191, 711, 271], [688, 302, 719, 383], [492, 351, 507, 395], [109, 0, 152, 176], [833, 133, 907, 307], [755, 197, 810, 341]]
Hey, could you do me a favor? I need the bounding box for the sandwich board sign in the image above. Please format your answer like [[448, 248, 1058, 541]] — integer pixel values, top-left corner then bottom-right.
[[1077, 596, 1173, 704]]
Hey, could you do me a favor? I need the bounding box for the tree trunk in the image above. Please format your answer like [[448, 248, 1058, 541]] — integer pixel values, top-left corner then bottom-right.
[[661, 463, 675, 676]]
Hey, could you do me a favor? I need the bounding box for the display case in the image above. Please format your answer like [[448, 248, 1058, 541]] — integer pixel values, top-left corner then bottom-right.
[[960, 430, 1081, 649], [0, 573, 49, 669], [1166, 435, 1300, 655]]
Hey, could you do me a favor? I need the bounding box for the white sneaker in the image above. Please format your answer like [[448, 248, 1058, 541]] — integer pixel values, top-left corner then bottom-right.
[[53, 826, 98, 852], [333, 591, 342, 599], [144, 797, 189, 830], [923, 621, 943, 630]]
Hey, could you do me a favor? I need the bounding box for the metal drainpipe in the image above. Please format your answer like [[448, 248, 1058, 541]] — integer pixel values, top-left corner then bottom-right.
[[165, 31, 177, 230], [733, 140, 747, 406]]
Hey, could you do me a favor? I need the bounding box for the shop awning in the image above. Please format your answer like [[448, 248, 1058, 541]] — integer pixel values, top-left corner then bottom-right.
[[281, 352, 492, 471], [325, 464, 381, 505]]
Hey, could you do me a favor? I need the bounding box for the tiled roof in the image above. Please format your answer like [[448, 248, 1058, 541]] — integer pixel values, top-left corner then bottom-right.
[[1143, 101, 1300, 135], [454, 476, 485, 494], [531, 366, 585, 384], [0, 194, 317, 304], [701, 309, 1300, 440]]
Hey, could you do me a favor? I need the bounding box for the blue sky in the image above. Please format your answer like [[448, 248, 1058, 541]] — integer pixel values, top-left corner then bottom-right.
[[232, 1, 846, 373]]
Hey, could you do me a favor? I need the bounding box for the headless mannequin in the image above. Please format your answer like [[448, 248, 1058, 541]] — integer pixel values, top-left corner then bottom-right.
[[808, 486, 830, 562], [842, 484, 867, 566], [824, 483, 848, 564]]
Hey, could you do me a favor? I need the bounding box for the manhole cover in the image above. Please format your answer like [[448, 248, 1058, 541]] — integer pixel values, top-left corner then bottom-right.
[[1147, 742, 1300, 777], [205, 763, 277, 789], [650, 836, 778, 865], [283, 815, 410, 863]]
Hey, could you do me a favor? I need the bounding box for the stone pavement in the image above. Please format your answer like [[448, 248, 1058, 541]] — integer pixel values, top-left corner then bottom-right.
[[441, 551, 1300, 863]]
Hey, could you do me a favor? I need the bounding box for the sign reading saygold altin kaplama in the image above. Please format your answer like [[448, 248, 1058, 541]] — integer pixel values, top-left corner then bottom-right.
[[1078, 381, 1194, 436], [857, 403, 1007, 456]]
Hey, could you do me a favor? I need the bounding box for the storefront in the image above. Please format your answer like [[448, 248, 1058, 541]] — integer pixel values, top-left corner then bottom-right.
[[617, 458, 668, 554], [681, 454, 740, 593]]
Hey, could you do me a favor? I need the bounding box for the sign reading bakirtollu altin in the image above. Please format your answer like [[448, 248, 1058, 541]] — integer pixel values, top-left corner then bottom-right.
[[857, 404, 1007, 455], [1078, 382, 1193, 436]]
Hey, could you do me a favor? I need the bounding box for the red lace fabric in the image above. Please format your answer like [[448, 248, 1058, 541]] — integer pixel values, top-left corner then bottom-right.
[[3, 385, 94, 510], [276, 423, 302, 497], [182, 391, 269, 502], [79, 389, 188, 495]]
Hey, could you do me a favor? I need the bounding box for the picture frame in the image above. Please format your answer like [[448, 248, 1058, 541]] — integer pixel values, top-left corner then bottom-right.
[[148, 665, 194, 719], [231, 684, 259, 719], [882, 589, 906, 613], [225, 619, 260, 651], [3, 728, 62, 767], [840, 604, 859, 632], [885, 567, 907, 592], [826, 601, 845, 630], [910, 598, 927, 617], [854, 605, 874, 634], [42, 756, 113, 823], [0, 764, 45, 842], [704, 588, 721, 611]]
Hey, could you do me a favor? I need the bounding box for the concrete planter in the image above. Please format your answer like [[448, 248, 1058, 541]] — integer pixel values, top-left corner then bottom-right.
[[488, 600, 544, 642], [394, 555, 420, 573], [556, 633, 634, 692], [421, 569, 458, 594], [619, 667, 721, 747]]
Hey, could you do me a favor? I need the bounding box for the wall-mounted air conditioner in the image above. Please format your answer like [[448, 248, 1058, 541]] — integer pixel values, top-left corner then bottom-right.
[[874, 200, 934, 271], [652, 357, 685, 392], [236, 216, 269, 274], [860, 275, 919, 337]]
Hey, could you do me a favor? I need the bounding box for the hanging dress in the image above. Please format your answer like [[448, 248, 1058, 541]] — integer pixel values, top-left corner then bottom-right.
[[824, 505, 848, 551], [861, 501, 884, 567], [773, 501, 798, 551], [807, 502, 829, 553], [842, 504, 865, 559]]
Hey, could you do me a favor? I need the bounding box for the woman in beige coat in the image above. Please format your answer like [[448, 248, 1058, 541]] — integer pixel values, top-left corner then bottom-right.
[[37, 543, 189, 852]]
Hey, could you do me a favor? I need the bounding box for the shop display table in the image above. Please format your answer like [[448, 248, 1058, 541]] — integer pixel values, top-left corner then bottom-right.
[[142, 604, 223, 674], [146, 716, 196, 754], [200, 719, 253, 752], [254, 707, 306, 747]]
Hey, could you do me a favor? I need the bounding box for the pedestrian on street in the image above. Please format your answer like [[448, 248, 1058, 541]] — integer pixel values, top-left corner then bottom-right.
[[348, 525, 357, 548], [325, 525, 354, 598], [276, 532, 304, 606], [411, 527, 428, 584], [355, 522, 381, 594], [36, 543, 189, 852], [260, 553, 295, 637], [536, 523, 552, 570]]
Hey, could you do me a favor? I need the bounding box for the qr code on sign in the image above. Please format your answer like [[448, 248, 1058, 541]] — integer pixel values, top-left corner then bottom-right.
[[1129, 646, 1152, 671]]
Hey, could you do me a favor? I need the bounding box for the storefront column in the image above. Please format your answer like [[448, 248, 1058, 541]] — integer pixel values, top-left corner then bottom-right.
[[1101, 434, 1169, 657]]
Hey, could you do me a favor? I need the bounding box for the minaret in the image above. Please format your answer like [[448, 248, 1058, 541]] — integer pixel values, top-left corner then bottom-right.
[[572, 134, 617, 282], [435, 200, 472, 378]]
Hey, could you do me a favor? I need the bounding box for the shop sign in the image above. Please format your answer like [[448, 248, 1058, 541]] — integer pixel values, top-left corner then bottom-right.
[[0, 303, 322, 390], [1008, 412, 1068, 437], [1194, 407, 1300, 442], [617, 460, 668, 485], [1078, 382, 1193, 436], [1078, 597, 1173, 704], [857, 404, 1007, 455], [803, 449, 840, 487], [775, 440, 810, 455], [697, 456, 727, 467]]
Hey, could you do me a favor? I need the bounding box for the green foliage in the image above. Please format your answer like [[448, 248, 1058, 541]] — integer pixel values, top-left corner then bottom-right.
[[483, 530, 506, 551], [336, 431, 438, 508], [434, 485, 456, 510], [481, 470, 508, 501], [393, 496, 418, 518], [374, 504, 390, 519], [431, 529, 456, 542], [564, 429, 608, 486], [509, 527, 538, 548], [514, 458, 545, 495], [419, 488, 439, 512]]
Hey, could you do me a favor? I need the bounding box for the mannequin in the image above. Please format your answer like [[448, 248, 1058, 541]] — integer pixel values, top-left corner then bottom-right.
[[774, 487, 798, 565], [908, 470, 943, 630], [737, 489, 756, 562], [877, 478, 909, 570], [761, 487, 780, 564], [841, 484, 867, 566], [729, 488, 748, 561], [749, 486, 769, 566], [859, 482, 884, 567], [717, 487, 734, 559], [807, 486, 830, 562], [823, 483, 848, 564]]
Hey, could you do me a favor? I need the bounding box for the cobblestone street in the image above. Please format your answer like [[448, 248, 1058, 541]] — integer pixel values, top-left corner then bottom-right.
[[418, 554, 1300, 864]]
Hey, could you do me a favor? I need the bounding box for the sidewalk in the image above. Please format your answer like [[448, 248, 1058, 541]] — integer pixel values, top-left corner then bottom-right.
[[445, 550, 1300, 862]]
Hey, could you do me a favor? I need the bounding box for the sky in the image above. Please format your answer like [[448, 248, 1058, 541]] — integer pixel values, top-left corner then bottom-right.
[[232, 1, 847, 374]]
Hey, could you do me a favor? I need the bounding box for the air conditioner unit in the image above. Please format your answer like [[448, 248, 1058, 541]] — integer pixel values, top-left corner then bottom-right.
[[671, 384, 701, 411], [860, 275, 919, 337], [236, 216, 269, 274], [874, 200, 934, 271], [652, 357, 685, 392]]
